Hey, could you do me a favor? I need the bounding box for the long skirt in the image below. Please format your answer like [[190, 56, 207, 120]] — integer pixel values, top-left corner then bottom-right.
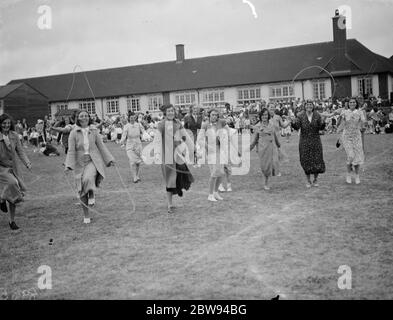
[[0, 167, 26, 204], [76, 155, 99, 198], [299, 135, 326, 175], [166, 163, 194, 197], [342, 130, 364, 166], [258, 140, 279, 177]]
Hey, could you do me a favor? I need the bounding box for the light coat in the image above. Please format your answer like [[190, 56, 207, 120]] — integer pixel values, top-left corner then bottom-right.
[[65, 126, 114, 188]]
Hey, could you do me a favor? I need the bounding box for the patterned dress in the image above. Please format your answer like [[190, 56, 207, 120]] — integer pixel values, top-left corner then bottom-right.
[[291, 111, 326, 175], [341, 109, 365, 165]]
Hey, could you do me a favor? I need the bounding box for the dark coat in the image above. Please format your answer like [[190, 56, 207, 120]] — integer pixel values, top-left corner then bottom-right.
[[183, 114, 202, 137], [292, 111, 326, 175]]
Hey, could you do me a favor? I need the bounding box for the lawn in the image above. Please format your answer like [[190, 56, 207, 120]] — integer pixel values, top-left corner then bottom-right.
[[0, 132, 392, 299]]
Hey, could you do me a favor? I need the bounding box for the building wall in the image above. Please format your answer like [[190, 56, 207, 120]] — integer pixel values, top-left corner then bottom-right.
[[47, 77, 343, 119], [334, 76, 352, 98], [378, 73, 388, 99], [0, 99, 4, 115], [388, 74, 393, 102], [372, 74, 379, 97], [4, 84, 49, 126]]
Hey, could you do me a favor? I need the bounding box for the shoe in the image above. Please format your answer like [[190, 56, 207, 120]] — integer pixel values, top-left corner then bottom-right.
[[346, 174, 352, 184], [355, 175, 360, 185], [133, 177, 139, 183], [136, 177, 141, 182], [0, 201, 7, 213], [227, 184, 232, 192], [277, 172, 282, 177], [167, 206, 175, 213], [83, 218, 91, 224], [9, 221, 19, 230], [306, 183, 312, 188], [264, 185, 270, 190], [218, 184, 226, 192], [208, 195, 217, 202], [88, 196, 95, 206], [213, 192, 224, 201], [313, 181, 319, 187]]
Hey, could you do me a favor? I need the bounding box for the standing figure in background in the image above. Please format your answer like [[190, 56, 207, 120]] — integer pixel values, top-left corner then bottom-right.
[[291, 100, 327, 188], [183, 105, 202, 168], [120, 112, 144, 183], [268, 103, 291, 176], [197, 109, 226, 202]]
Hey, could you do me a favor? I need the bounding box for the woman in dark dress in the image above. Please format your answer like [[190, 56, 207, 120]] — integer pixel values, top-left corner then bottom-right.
[[291, 100, 327, 188]]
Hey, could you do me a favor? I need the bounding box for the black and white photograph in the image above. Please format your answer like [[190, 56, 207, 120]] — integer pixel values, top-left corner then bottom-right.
[[0, 0, 393, 305]]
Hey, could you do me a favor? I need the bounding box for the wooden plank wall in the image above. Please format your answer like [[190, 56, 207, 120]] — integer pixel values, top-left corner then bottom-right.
[[3, 84, 49, 127]]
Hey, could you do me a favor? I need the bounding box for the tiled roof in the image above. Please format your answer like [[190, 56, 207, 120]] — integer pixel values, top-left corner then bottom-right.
[[8, 39, 393, 102]]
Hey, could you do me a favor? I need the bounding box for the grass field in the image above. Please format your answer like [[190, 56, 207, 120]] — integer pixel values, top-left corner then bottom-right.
[[1, 133, 392, 300]]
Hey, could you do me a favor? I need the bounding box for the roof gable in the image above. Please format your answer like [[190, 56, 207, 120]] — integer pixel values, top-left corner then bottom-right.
[[0, 83, 23, 99]]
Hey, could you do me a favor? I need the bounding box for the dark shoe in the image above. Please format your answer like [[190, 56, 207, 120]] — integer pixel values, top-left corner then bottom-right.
[[1, 201, 7, 213], [9, 221, 19, 230]]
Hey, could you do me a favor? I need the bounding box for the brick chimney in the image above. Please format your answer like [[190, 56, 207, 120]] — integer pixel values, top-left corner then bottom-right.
[[176, 44, 185, 63], [332, 9, 347, 56]]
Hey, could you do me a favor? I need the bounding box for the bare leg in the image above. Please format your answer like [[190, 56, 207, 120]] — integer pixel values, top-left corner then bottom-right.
[[80, 194, 89, 219], [166, 191, 173, 209], [214, 177, 222, 193], [306, 174, 312, 186], [209, 177, 216, 195], [136, 164, 141, 180], [347, 164, 352, 173], [354, 164, 361, 184], [313, 174, 319, 183], [131, 163, 137, 181], [8, 202, 16, 223], [264, 175, 270, 189]]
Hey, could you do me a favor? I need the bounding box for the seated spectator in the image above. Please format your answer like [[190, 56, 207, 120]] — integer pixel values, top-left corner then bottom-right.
[[39, 142, 60, 156]]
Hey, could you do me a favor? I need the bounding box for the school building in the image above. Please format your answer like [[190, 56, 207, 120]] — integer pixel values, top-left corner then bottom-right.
[[5, 10, 393, 120]]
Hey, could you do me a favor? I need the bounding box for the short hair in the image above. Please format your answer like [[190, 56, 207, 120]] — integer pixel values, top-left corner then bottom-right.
[[159, 104, 175, 116], [304, 100, 315, 111], [258, 108, 271, 122], [208, 108, 220, 118], [0, 113, 15, 132], [75, 110, 93, 127], [349, 97, 359, 109]]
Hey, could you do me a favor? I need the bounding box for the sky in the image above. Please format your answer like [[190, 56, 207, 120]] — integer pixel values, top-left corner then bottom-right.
[[0, 0, 392, 84]]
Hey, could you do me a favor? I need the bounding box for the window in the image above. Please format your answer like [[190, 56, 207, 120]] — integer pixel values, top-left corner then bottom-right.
[[127, 96, 140, 112], [173, 92, 196, 111], [148, 95, 163, 111], [79, 99, 96, 114], [237, 87, 261, 105], [269, 84, 294, 101], [202, 89, 225, 108], [106, 97, 119, 114], [357, 77, 373, 96], [312, 81, 326, 100], [56, 103, 68, 112]]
